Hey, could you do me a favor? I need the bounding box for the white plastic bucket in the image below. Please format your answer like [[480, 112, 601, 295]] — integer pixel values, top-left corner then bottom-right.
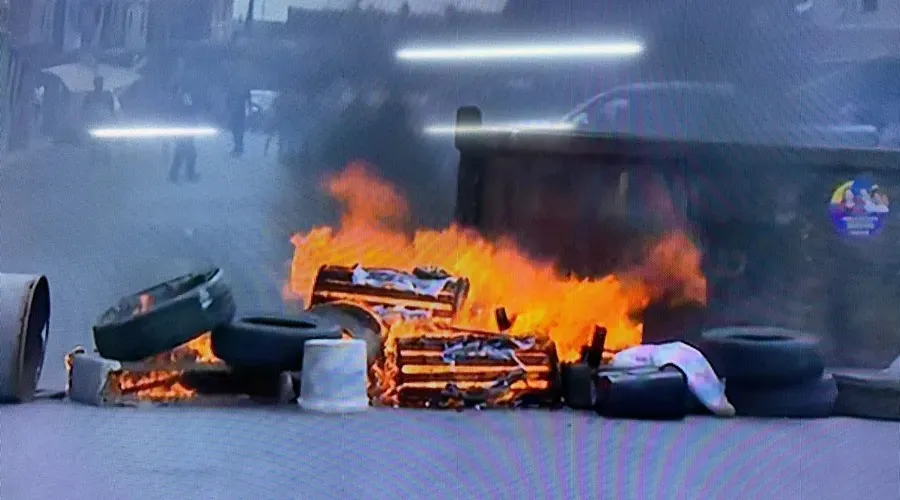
[[298, 339, 369, 413]]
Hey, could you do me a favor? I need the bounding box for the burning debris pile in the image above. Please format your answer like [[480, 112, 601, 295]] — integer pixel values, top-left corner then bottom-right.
[[68, 271, 294, 406], [68, 293, 223, 404], [63, 162, 706, 410], [100, 332, 218, 402], [44, 140, 894, 420], [67, 333, 290, 406], [306, 262, 558, 407], [288, 161, 708, 408]]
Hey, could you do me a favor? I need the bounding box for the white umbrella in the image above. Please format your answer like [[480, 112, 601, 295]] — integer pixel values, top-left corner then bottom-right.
[[42, 62, 142, 93]]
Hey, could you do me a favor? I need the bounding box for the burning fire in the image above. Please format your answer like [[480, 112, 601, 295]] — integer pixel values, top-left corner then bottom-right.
[[110, 333, 220, 402], [289, 162, 706, 366], [111, 369, 196, 401], [150, 332, 219, 365], [114, 295, 223, 401], [65, 332, 220, 403]]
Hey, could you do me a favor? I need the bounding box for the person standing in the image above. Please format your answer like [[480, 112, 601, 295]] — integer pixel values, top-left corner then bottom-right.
[[169, 86, 200, 182], [82, 77, 115, 131], [264, 91, 284, 157], [228, 87, 250, 157], [31, 85, 45, 137], [81, 77, 116, 165]]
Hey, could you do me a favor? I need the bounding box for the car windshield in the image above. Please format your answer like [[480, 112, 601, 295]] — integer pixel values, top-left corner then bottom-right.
[[3, 1, 899, 498]]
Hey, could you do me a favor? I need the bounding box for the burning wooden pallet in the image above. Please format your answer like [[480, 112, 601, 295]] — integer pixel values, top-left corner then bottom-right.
[[310, 265, 470, 320], [394, 330, 560, 409]]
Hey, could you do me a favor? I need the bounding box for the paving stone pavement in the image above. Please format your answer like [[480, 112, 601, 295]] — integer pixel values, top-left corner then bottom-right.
[[2, 135, 898, 500], [2, 403, 897, 500]]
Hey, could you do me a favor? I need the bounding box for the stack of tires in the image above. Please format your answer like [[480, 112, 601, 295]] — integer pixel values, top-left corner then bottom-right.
[[700, 327, 837, 418]]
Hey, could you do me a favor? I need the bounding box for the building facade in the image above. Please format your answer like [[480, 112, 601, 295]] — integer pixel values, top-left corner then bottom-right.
[[148, 0, 233, 46], [8, 0, 55, 46], [808, 0, 900, 28], [2, 0, 57, 152], [806, 0, 900, 62], [99, 0, 150, 51]]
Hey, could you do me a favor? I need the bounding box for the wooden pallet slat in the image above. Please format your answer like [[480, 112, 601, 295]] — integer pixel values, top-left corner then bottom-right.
[[310, 265, 470, 319], [393, 329, 559, 408]]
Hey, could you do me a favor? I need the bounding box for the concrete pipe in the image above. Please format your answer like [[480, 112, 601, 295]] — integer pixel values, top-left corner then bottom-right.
[[0, 274, 51, 403]]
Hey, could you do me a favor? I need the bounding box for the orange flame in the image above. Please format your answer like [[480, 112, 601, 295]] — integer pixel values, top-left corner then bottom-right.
[[111, 369, 196, 401], [67, 291, 221, 403], [149, 332, 220, 365], [111, 333, 220, 402], [289, 161, 706, 365]]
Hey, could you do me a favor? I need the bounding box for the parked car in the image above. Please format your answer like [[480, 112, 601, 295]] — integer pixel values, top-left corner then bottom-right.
[[786, 56, 900, 149], [786, 57, 900, 130], [562, 81, 881, 148]]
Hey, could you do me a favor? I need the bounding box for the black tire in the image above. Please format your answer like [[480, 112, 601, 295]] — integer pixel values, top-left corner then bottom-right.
[[307, 302, 384, 366], [93, 268, 236, 361], [725, 374, 837, 418], [211, 313, 343, 371], [700, 327, 825, 385], [832, 369, 900, 421]]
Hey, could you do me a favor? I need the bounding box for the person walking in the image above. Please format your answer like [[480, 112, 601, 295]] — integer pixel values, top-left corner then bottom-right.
[[228, 87, 251, 157], [169, 86, 200, 183]]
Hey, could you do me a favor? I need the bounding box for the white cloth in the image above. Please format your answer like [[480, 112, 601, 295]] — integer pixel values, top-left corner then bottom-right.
[[886, 355, 900, 377], [611, 342, 736, 417]]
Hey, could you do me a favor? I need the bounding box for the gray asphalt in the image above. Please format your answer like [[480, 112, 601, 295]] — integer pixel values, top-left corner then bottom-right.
[[2, 136, 899, 500], [2, 403, 897, 500], [2, 134, 333, 390]]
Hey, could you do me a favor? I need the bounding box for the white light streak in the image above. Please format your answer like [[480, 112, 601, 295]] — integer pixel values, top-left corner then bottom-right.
[[89, 127, 220, 138], [423, 122, 576, 136], [397, 42, 643, 61]]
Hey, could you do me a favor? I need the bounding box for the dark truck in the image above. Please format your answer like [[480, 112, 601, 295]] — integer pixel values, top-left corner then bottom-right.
[[452, 106, 900, 368]]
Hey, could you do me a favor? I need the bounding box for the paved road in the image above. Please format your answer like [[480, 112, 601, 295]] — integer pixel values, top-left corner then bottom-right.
[[2, 403, 897, 500], [2, 134, 337, 389], [2, 136, 899, 500]]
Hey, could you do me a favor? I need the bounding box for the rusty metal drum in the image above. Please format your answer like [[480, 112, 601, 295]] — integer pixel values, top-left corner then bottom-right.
[[0, 273, 51, 403]]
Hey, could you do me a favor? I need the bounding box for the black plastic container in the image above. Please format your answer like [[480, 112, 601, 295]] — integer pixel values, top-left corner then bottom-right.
[[561, 363, 660, 410], [595, 365, 689, 420], [560, 363, 597, 410]]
